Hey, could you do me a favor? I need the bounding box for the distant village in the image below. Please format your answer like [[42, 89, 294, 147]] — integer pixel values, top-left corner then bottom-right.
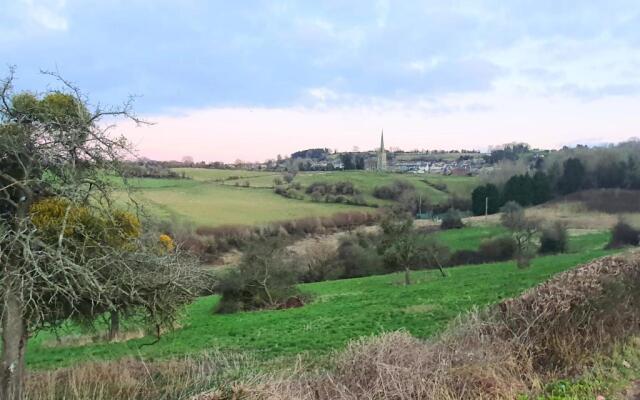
[[259, 131, 492, 176], [130, 133, 542, 178]]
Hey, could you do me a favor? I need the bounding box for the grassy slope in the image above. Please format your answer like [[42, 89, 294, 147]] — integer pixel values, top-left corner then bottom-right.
[[120, 169, 478, 227], [292, 171, 462, 205], [422, 174, 480, 198], [28, 231, 613, 370], [173, 168, 280, 183], [120, 176, 363, 227], [177, 169, 479, 205], [433, 225, 507, 251]]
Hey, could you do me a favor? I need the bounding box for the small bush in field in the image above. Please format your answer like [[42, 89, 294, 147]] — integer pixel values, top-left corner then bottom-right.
[[440, 209, 464, 230], [606, 220, 640, 249], [214, 240, 302, 313], [479, 236, 517, 262], [447, 249, 484, 266], [336, 236, 385, 278], [539, 222, 568, 254], [283, 172, 296, 184], [373, 180, 415, 200]]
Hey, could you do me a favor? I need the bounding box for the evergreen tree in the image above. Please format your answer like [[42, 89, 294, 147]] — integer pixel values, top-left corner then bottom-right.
[[503, 174, 534, 206], [557, 158, 586, 194], [471, 183, 501, 216], [531, 171, 552, 205]]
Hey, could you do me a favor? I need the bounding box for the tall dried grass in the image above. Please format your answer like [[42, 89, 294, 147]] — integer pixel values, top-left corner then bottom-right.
[[25, 351, 256, 400]]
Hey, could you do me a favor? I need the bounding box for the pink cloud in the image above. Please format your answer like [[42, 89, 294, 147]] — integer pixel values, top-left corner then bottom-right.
[[120, 93, 640, 162]]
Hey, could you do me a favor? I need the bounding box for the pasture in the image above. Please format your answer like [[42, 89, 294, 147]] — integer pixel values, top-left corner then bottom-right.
[[123, 178, 362, 227], [121, 169, 479, 227], [27, 230, 613, 370], [291, 171, 452, 205]]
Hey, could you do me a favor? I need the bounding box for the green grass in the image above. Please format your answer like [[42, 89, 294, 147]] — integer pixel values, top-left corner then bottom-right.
[[113, 169, 479, 227], [292, 170, 454, 205], [433, 225, 507, 251], [527, 338, 640, 399], [128, 182, 362, 227], [172, 168, 279, 183], [422, 174, 479, 198], [27, 232, 614, 370]]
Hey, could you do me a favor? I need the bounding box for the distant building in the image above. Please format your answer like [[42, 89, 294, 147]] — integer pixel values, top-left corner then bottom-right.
[[377, 130, 387, 171]]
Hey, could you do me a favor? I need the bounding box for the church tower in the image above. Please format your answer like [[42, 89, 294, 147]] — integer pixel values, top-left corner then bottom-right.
[[377, 130, 387, 171]]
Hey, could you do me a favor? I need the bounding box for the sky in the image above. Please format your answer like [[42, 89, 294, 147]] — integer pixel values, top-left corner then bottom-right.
[[2, 0, 640, 162]]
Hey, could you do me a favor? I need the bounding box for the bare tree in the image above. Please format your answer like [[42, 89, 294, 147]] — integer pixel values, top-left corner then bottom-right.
[[500, 201, 539, 268], [0, 68, 202, 399]]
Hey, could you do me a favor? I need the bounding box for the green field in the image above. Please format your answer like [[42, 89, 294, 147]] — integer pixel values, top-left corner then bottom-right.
[[123, 178, 362, 227], [173, 168, 280, 184], [176, 168, 479, 203], [291, 171, 451, 204], [27, 231, 613, 370], [119, 169, 478, 227], [422, 174, 480, 198]]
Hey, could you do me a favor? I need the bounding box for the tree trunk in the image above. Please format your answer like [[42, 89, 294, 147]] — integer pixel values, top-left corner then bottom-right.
[[404, 267, 411, 286], [108, 310, 120, 341], [1, 286, 27, 400]]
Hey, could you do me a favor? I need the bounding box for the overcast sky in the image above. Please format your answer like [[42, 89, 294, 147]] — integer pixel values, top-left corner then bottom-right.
[[3, 0, 640, 161]]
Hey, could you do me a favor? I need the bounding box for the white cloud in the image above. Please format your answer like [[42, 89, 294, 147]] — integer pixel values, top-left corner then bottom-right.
[[21, 0, 69, 31], [306, 87, 339, 102]]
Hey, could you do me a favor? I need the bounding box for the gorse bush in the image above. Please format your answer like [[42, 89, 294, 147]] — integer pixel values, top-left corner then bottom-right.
[[447, 235, 516, 266], [539, 222, 569, 254], [439, 208, 464, 230], [478, 235, 517, 262], [214, 240, 302, 314], [606, 220, 640, 249], [335, 235, 385, 278], [372, 180, 415, 200]]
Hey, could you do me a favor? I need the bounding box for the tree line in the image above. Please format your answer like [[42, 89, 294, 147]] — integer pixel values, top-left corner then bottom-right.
[[472, 145, 640, 215]]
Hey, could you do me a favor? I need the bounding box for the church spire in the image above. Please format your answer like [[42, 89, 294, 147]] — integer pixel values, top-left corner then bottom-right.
[[377, 129, 387, 171]]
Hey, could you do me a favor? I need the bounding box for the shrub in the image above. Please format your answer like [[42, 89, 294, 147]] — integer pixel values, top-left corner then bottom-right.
[[447, 249, 484, 266], [283, 172, 296, 184], [440, 209, 464, 230], [478, 236, 517, 262], [372, 180, 415, 200], [336, 236, 384, 278], [606, 220, 640, 249], [214, 240, 302, 313], [539, 222, 569, 254], [297, 241, 342, 283], [500, 201, 539, 268]]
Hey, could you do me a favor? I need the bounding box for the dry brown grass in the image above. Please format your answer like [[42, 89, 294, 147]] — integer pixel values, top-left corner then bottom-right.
[[239, 252, 640, 400], [25, 351, 256, 400]]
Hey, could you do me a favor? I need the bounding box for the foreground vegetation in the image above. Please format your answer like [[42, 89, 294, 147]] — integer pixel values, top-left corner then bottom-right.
[[24, 249, 638, 400], [28, 230, 612, 370]]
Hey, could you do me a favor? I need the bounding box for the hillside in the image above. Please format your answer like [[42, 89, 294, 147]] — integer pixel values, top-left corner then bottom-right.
[[116, 169, 478, 228], [27, 230, 612, 370], [175, 167, 478, 206], [119, 176, 363, 227]]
